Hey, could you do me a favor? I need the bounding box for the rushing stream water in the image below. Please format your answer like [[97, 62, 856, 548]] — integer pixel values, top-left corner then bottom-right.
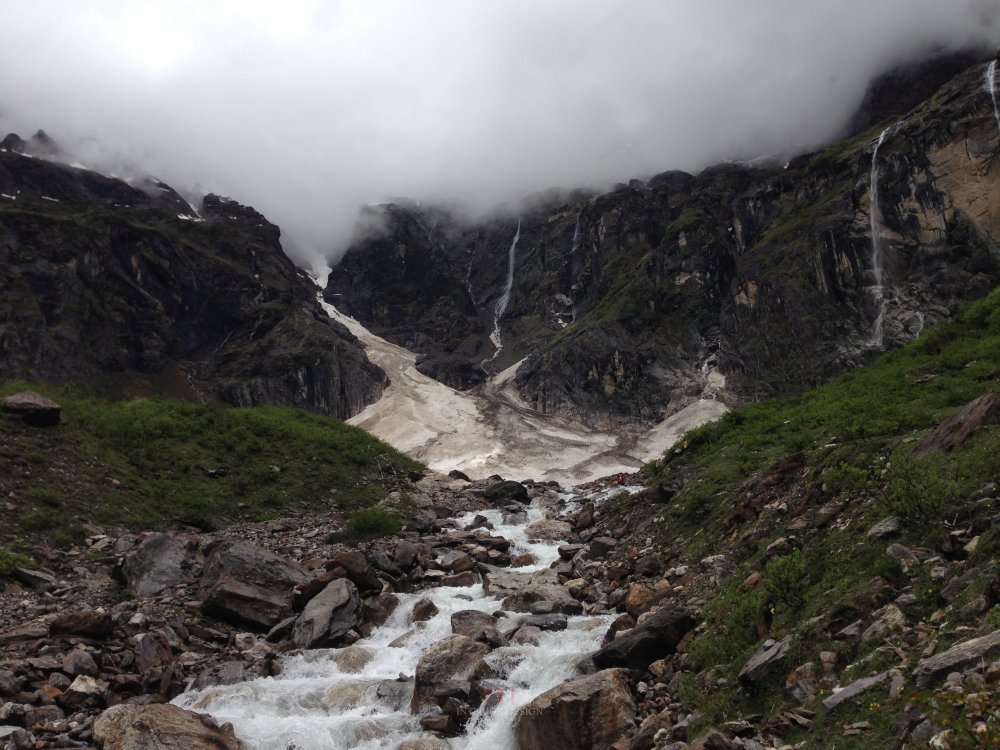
[[173, 487, 624, 749]]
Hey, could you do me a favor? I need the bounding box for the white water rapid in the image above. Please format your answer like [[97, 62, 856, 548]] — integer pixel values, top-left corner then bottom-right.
[[485, 220, 521, 369], [174, 489, 626, 750], [987, 60, 1000, 136], [868, 125, 894, 348]]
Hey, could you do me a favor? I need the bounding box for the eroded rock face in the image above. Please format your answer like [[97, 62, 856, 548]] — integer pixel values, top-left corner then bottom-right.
[[0, 147, 386, 418], [93, 703, 244, 749], [327, 57, 1000, 424], [514, 669, 637, 750]]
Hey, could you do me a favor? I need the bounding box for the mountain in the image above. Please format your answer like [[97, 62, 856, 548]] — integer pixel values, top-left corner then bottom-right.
[[0, 132, 386, 418], [327, 52, 1000, 427]]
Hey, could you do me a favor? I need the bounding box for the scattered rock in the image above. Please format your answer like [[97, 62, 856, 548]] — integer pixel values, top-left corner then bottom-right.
[[292, 578, 361, 649], [738, 635, 793, 686], [913, 629, 1000, 686], [821, 672, 888, 713]]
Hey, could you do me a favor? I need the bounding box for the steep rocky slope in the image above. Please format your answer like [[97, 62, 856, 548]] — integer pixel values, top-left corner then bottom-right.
[[0, 133, 386, 418], [327, 53, 1000, 427]]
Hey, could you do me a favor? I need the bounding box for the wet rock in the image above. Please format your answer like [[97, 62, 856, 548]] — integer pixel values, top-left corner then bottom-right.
[[521, 613, 568, 631], [913, 629, 1000, 686], [363, 592, 400, 627], [191, 662, 248, 691], [482, 480, 530, 504], [442, 570, 480, 587], [440, 551, 475, 573], [329, 645, 376, 673], [913, 392, 1000, 458], [394, 541, 420, 570], [511, 553, 535, 567], [1, 391, 61, 427], [292, 578, 361, 649], [524, 519, 573, 541], [411, 635, 491, 712], [738, 635, 793, 686], [451, 610, 499, 640], [412, 598, 439, 623], [514, 669, 637, 750], [503, 583, 582, 616], [49, 610, 115, 640], [592, 607, 696, 671], [122, 533, 190, 597], [93, 703, 244, 749], [323, 679, 369, 710], [574, 502, 595, 531], [397, 738, 450, 750], [821, 672, 888, 713], [558, 544, 584, 560]]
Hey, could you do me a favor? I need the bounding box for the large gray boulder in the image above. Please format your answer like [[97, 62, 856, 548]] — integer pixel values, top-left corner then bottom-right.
[[411, 635, 491, 712], [200, 539, 310, 630], [123, 533, 190, 597], [514, 669, 637, 750], [292, 578, 361, 649], [913, 629, 1000, 686], [93, 703, 243, 749], [2, 391, 61, 427]]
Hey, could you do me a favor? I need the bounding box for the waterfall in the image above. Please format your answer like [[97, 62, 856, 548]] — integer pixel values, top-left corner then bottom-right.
[[486, 220, 521, 365], [868, 125, 894, 348], [987, 60, 1000, 136]]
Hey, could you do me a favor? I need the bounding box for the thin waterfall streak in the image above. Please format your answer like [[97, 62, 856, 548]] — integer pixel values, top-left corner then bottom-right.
[[486, 220, 521, 366], [869, 125, 893, 348], [987, 61, 1000, 136]]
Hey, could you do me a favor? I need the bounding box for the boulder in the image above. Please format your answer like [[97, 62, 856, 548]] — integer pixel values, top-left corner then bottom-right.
[[451, 610, 499, 640], [592, 607, 696, 671], [738, 635, 793, 686], [292, 578, 361, 649], [913, 392, 1000, 458], [60, 674, 108, 709], [123, 533, 190, 597], [440, 551, 475, 573], [2, 391, 61, 426], [363, 592, 400, 627], [514, 669, 637, 750], [411, 635, 491, 712], [200, 539, 309, 629], [821, 672, 888, 713], [574, 502, 595, 530], [93, 703, 243, 749], [412, 598, 439, 623], [134, 631, 173, 673]]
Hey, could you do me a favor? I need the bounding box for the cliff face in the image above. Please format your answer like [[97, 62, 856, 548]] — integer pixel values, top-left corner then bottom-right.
[[327, 57, 1000, 426], [0, 136, 386, 418]]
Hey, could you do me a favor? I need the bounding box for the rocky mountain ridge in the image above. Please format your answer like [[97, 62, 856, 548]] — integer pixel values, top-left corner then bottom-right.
[[327, 52, 1000, 427], [0, 132, 385, 419]]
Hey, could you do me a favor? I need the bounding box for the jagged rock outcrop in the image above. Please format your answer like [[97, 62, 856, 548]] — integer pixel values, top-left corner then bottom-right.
[[328, 55, 1000, 425], [0, 137, 385, 418]]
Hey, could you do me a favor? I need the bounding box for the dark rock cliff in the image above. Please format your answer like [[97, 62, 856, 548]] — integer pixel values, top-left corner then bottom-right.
[[327, 57, 1000, 426], [0, 134, 386, 417]]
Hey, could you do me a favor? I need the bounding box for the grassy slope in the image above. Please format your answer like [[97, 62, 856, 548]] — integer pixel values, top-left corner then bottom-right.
[[621, 287, 1000, 747], [0, 385, 422, 553]]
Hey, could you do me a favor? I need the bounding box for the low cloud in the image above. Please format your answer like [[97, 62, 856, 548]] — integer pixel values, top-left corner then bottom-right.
[[1, 0, 997, 270]]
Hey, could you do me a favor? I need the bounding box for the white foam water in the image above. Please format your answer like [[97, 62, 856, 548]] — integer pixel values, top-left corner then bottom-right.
[[485, 220, 521, 371], [174, 493, 616, 750]]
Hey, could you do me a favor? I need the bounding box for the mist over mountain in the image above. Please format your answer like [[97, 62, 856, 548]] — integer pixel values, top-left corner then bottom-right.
[[1, 1, 997, 269]]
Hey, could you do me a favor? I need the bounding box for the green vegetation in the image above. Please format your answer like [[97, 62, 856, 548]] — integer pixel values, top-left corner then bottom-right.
[[632, 287, 1000, 746], [0, 386, 422, 547], [327, 507, 404, 543]]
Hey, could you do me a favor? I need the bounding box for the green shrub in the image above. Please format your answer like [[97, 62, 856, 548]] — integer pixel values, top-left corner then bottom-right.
[[343, 508, 402, 540], [765, 549, 808, 610]]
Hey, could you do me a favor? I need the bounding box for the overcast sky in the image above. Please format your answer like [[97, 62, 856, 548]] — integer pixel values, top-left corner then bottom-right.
[[1, 1, 997, 270]]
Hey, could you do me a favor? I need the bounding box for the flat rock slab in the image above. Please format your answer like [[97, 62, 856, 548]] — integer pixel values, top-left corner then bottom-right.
[[738, 635, 793, 686], [821, 672, 888, 713], [913, 392, 1000, 457], [913, 629, 1000, 686]]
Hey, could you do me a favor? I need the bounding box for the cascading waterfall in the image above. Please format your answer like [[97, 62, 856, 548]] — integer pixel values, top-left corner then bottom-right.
[[173, 490, 624, 750], [485, 220, 521, 368], [987, 60, 1000, 136], [868, 125, 894, 348]]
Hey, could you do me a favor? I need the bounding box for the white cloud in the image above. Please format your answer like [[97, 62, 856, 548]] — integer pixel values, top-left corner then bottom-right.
[[1, 0, 996, 269]]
